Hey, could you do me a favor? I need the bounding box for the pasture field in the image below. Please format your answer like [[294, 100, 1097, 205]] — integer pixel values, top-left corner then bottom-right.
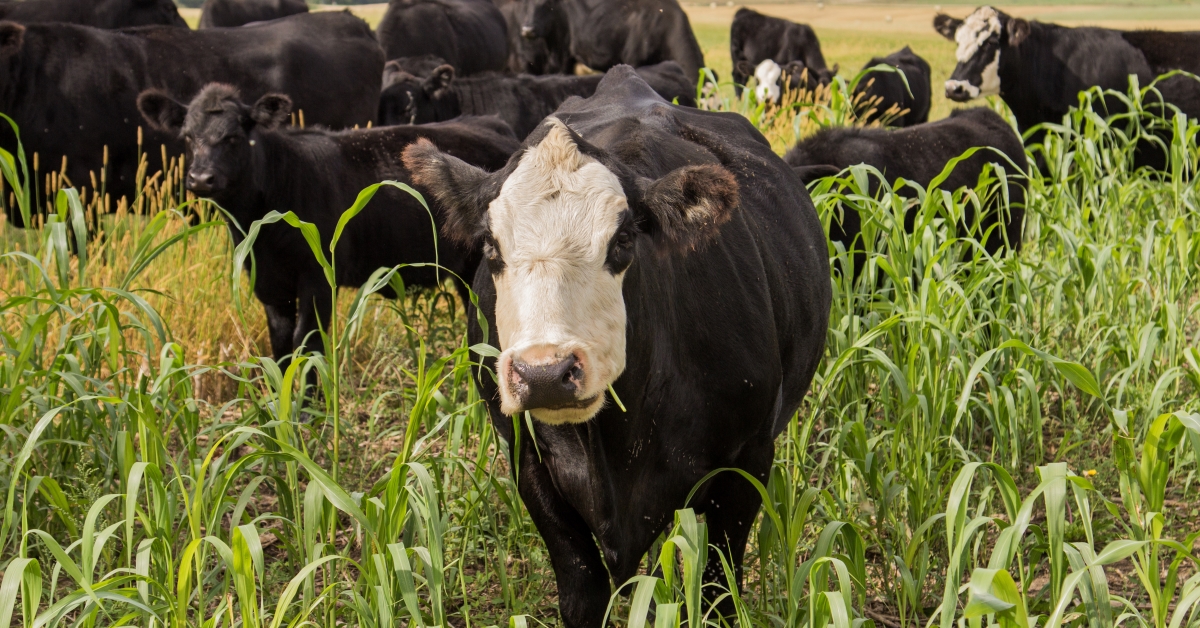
[[4, 9, 1200, 628]]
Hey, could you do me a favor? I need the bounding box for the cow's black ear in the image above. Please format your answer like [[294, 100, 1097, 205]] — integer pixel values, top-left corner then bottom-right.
[[638, 164, 738, 251], [137, 89, 188, 134], [424, 64, 455, 94], [251, 94, 292, 129], [1006, 17, 1030, 46], [792, 164, 842, 184], [735, 60, 755, 78], [933, 14, 961, 40], [0, 21, 24, 57], [403, 138, 493, 245]]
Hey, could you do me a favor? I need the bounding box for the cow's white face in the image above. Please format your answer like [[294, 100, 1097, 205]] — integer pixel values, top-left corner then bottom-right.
[[754, 59, 783, 103], [937, 6, 1020, 102], [486, 121, 631, 423], [403, 117, 740, 425]]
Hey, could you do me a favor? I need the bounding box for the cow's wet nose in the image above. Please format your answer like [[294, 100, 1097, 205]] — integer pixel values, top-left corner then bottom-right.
[[187, 170, 216, 194], [510, 354, 582, 409], [945, 82, 970, 102], [521, 25, 535, 38]]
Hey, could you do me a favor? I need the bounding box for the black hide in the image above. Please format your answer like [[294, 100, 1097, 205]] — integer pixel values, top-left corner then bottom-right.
[[0, 12, 383, 226], [729, 7, 831, 96], [376, 0, 509, 75], [854, 46, 931, 127], [199, 0, 308, 28], [0, 0, 185, 28], [785, 107, 1027, 265], [379, 61, 696, 138]]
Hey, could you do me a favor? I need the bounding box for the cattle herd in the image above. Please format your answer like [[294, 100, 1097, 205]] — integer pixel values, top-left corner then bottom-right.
[[1, 0, 1198, 624]]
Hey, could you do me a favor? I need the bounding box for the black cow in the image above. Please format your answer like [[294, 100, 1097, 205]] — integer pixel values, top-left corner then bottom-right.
[[508, 0, 572, 74], [786, 107, 1027, 266], [137, 83, 519, 362], [853, 46, 930, 126], [730, 7, 833, 98], [513, 0, 705, 82], [0, 12, 382, 226], [199, 0, 308, 28], [0, 0, 184, 27], [379, 61, 696, 137], [402, 66, 830, 628], [377, 0, 508, 76], [934, 7, 1200, 142]]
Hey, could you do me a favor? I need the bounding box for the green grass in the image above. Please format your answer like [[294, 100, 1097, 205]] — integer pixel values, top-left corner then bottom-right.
[[3, 50, 1200, 628]]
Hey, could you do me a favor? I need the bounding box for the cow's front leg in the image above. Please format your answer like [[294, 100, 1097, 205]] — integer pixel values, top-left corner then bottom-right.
[[262, 299, 298, 363], [516, 437, 611, 628]]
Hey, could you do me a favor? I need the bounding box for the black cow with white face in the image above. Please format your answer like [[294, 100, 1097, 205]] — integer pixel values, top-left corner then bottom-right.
[[137, 83, 519, 363], [377, 0, 509, 76], [934, 6, 1200, 139], [379, 61, 696, 137], [0, 13, 383, 227], [730, 8, 834, 99], [853, 46, 931, 127], [199, 0, 308, 28], [0, 0, 185, 28], [403, 66, 830, 628]]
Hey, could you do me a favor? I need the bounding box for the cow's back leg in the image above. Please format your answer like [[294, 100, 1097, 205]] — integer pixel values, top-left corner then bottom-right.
[[517, 438, 610, 628]]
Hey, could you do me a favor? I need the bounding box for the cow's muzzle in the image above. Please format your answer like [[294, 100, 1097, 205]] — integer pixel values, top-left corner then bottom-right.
[[944, 79, 978, 102], [186, 170, 217, 196], [508, 353, 595, 411]]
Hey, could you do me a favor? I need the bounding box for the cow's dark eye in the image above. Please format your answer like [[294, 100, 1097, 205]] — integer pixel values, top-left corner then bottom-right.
[[605, 223, 637, 274], [483, 236, 505, 274]]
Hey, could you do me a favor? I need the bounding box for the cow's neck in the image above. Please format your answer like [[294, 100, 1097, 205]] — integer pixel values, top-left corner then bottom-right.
[[223, 130, 332, 235]]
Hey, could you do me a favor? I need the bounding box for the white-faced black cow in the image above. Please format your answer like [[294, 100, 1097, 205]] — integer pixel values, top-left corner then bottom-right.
[[934, 7, 1200, 143], [786, 107, 1027, 267], [137, 84, 520, 362], [853, 46, 931, 127], [0, 12, 382, 227], [0, 0, 185, 28], [378, 61, 696, 137], [377, 0, 509, 76], [402, 66, 830, 628], [199, 0, 308, 28], [511, 0, 705, 82], [730, 8, 834, 99]]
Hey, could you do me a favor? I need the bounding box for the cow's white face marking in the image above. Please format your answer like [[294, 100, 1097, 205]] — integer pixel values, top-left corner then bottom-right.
[[944, 50, 1000, 99], [954, 6, 1001, 62], [977, 50, 1001, 95], [754, 59, 782, 103], [488, 119, 629, 424]]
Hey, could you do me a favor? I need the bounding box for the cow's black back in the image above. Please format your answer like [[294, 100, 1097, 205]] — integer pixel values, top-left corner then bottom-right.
[[854, 46, 931, 127], [199, 0, 308, 28], [786, 107, 1027, 257], [377, 0, 508, 75], [0, 0, 185, 27]]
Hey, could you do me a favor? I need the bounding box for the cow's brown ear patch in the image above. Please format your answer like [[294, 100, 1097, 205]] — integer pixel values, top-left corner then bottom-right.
[[251, 94, 292, 129], [403, 138, 493, 245], [0, 21, 24, 57], [137, 89, 187, 134], [1007, 18, 1030, 47], [640, 164, 738, 252], [933, 14, 961, 40]]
